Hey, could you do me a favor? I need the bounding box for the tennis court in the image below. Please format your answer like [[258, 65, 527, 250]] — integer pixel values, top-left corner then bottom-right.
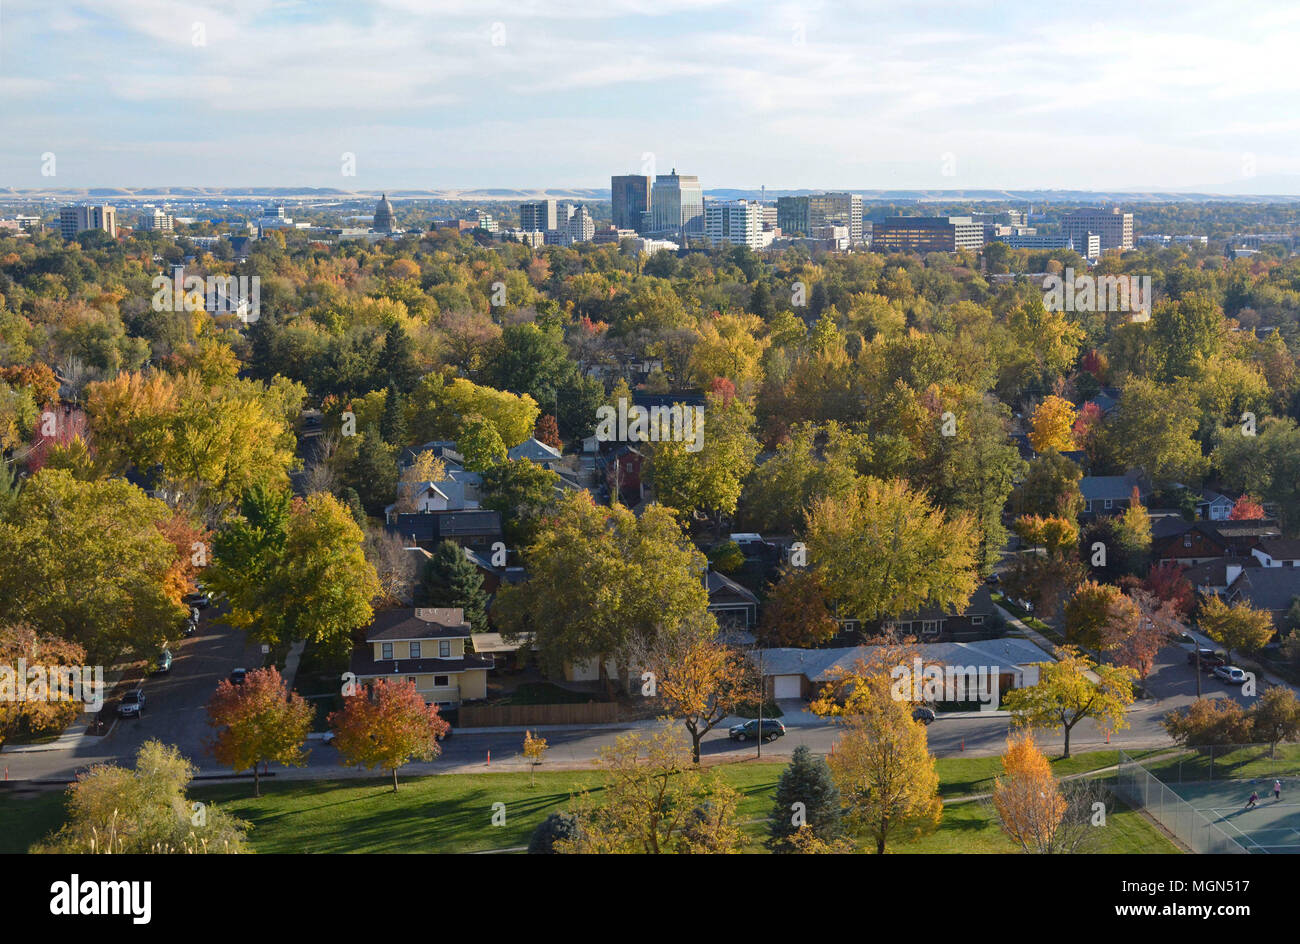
[[1168, 779, 1300, 854]]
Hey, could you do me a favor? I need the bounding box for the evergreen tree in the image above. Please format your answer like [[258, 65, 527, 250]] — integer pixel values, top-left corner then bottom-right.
[[346, 426, 398, 516], [528, 810, 582, 854], [414, 540, 489, 632], [378, 321, 421, 392], [767, 744, 843, 853], [380, 383, 407, 447]]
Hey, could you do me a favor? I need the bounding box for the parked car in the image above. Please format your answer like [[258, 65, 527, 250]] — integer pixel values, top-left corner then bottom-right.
[[1185, 650, 1222, 670], [117, 689, 145, 718], [229, 668, 247, 685], [728, 718, 786, 742], [1214, 665, 1248, 685], [183, 591, 211, 611], [912, 706, 937, 725], [151, 649, 173, 674]]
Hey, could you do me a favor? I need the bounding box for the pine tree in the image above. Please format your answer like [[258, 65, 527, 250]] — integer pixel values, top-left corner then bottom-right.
[[347, 426, 398, 516], [767, 744, 843, 852], [380, 383, 407, 447], [378, 321, 420, 392], [414, 540, 489, 632]]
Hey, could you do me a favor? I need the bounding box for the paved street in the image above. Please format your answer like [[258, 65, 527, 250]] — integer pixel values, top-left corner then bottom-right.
[[0, 623, 1288, 786]]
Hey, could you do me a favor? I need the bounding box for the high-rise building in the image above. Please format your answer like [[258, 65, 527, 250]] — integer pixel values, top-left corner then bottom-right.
[[373, 194, 396, 233], [650, 169, 703, 239], [872, 216, 984, 253], [610, 175, 651, 232], [1062, 208, 1133, 252], [777, 192, 863, 242], [59, 205, 117, 240], [137, 207, 174, 233], [704, 200, 764, 249], [565, 204, 595, 244], [519, 199, 557, 233]]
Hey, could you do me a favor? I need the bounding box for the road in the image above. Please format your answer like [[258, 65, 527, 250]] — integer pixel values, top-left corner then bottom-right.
[[0, 622, 1282, 785]]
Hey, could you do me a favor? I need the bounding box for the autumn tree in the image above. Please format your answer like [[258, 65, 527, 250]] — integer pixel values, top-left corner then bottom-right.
[[1199, 595, 1275, 662], [522, 730, 549, 787], [1063, 580, 1130, 650], [992, 731, 1067, 854], [757, 566, 839, 648], [534, 413, 562, 451], [35, 741, 249, 854], [1002, 646, 1136, 758], [206, 666, 313, 797], [494, 494, 709, 693], [1163, 697, 1253, 747], [806, 476, 979, 623], [1229, 495, 1266, 520], [824, 671, 943, 854], [0, 469, 184, 660], [0, 624, 87, 748], [394, 449, 447, 514], [556, 728, 741, 854], [329, 678, 450, 792], [637, 611, 750, 763], [1027, 396, 1077, 453], [1252, 686, 1300, 751]]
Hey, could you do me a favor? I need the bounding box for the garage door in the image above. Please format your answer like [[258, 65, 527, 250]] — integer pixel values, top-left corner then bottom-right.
[[773, 675, 802, 699]]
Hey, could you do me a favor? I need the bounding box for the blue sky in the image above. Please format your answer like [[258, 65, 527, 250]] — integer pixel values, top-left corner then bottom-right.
[[2, 0, 1299, 192]]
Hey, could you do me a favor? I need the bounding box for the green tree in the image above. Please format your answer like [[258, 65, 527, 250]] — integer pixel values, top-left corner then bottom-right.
[[768, 744, 844, 853], [414, 540, 490, 632]]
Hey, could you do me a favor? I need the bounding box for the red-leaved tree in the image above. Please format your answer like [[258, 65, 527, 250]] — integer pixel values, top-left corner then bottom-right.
[[206, 667, 313, 797], [328, 679, 450, 792]]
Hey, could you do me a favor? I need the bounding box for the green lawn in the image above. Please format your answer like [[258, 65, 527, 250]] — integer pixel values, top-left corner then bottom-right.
[[0, 748, 1179, 854]]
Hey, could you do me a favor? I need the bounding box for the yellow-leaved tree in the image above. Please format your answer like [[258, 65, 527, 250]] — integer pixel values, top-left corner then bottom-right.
[[1002, 646, 1136, 758], [992, 731, 1067, 853], [1027, 395, 1078, 453]]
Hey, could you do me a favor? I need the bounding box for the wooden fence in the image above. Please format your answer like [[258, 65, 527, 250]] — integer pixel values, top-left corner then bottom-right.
[[458, 702, 618, 727]]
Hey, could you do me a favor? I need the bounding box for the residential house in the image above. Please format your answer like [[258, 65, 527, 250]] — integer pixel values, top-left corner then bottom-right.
[[507, 437, 563, 467], [706, 568, 760, 628], [831, 586, 998, 644], [389, 510, 503, 554], [1181, 557, 1258, 597], [752, 637, 1050, 702], [605, 445, 647, 506], [1080, 474, 1147, 517], [1225, 568, 1300, 633], [1197, 489, 1238, 521], [1153, 518, 1282, 565], [349, 607, 493, 708], [1251, 538, 1300, 568]]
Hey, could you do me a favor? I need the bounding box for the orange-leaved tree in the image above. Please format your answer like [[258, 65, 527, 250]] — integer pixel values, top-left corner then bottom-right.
[[206, 666, 313, 797], [329, 678, 450, 792]]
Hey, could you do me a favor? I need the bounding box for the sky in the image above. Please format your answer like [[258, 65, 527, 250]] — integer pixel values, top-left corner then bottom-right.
[[3, 0, 1300, 193]]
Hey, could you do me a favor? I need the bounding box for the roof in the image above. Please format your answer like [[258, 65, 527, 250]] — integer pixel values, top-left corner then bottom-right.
[[1256, 538, 1300, 560], [751, 638, 1053, 682], [891, 585, 995, 622], [507, 438, 562, 462], [1228, 568, 1300, 613], [389, 510, 503, 543], [365, 608, 470, 642], [1080, 474, 1145, 502], [632, 391, 707, 410], [470, 632, 535, 654], [706, 569, 759, 605], [1182, 557, 1257, 586]]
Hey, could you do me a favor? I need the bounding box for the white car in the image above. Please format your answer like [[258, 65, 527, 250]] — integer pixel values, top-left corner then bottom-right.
[[1213, 665, 1248, 685]]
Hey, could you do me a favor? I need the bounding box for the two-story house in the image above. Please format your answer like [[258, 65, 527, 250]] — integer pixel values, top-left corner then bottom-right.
[[349, 607, 493, 709]]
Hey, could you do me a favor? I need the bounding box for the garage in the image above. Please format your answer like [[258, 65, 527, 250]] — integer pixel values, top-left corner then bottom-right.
[[773, 675, 803, 700]]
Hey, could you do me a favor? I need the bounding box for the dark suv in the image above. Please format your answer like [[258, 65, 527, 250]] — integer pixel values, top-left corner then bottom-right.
[[728, 718, 786, 742]]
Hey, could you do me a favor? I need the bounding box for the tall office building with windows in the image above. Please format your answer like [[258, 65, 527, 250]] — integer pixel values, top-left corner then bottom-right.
[[872, 216, 984, 253], [59, 204, 117, 240], [610, 175, 651, 232], [705, 200, 765, 249], [519, 199, 557, 233], [1062, 208, 1133, 252], [650, 169, 703, 239], [777, 192, 863, 242]]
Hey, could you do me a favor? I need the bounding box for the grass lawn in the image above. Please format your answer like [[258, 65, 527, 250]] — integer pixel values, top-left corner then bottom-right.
[[0, 748, 1179, 854]]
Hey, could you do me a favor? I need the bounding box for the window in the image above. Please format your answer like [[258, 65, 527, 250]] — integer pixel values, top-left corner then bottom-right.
[[381, 642, 393, 660], [434, 675, 450, 687], [1104, 499, 1113, 510], [409, 641, 421, 659], [972, 615, 985, 625], [1184, 534, 1193, 548], [922, 620, 939, 635], [439, 640, 451, 658], [407, 676, 416, 685]]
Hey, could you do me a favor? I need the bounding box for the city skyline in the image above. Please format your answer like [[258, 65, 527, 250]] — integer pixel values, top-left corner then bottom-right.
[[3, 1, 1300, 193]]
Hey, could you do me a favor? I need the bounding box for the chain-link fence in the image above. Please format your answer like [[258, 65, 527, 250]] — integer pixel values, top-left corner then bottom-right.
[[1116, 751, 1249, 855]]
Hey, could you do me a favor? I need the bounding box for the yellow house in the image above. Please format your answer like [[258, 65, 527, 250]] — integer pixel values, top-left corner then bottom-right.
[[349, 607, 492, 708]]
